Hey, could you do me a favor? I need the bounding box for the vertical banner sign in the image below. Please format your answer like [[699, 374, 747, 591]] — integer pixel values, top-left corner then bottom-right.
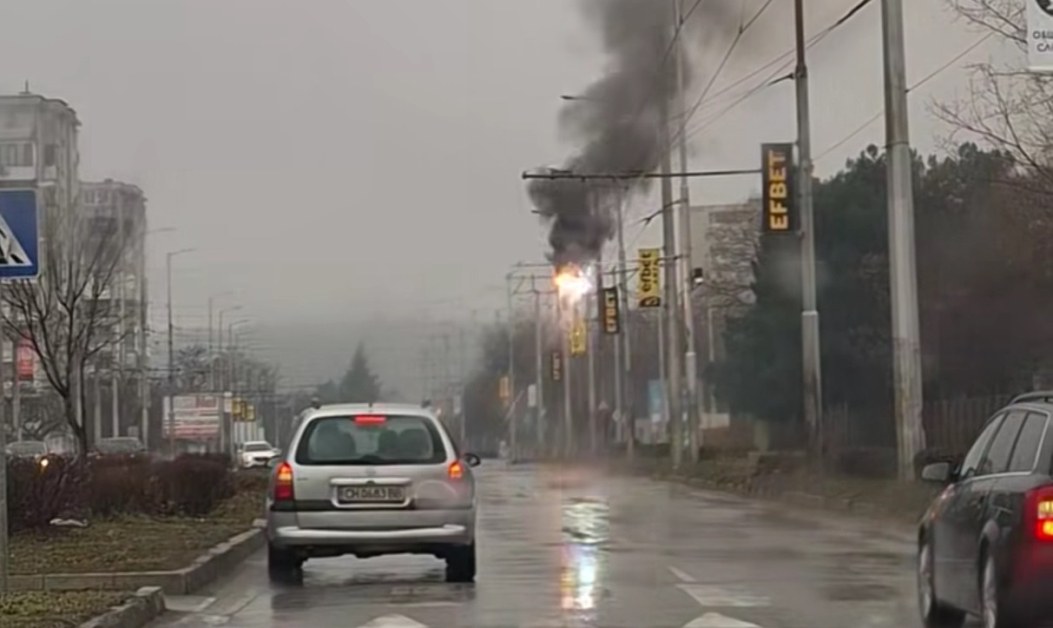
[[1029, 0, 1053, 72], [551, 351, 563, 382], [637, 248, 662, 307], [761, 143, 795, 233], [16, 338, 33, 382], [601, 287, 620, 334], [569, 315, 587, 356], [498, 375, 511, 403]]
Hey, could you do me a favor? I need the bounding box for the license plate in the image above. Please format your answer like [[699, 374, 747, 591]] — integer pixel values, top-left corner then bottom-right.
[[338, 485, 405, 503]]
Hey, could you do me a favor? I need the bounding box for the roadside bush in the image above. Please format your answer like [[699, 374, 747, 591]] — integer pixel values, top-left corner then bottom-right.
[[152, 455, 234, 517], [234, 469, 270, 494], [6, 456, 88, 532], [87, 454, 154, 516]]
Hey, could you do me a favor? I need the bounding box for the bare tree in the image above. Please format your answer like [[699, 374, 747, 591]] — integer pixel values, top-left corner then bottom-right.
[[1, 204, 134, 455], [935, 1, 1053, 194]]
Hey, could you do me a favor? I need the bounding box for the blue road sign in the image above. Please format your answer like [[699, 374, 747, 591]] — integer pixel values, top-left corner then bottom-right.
[[0, 189, 39, 280]]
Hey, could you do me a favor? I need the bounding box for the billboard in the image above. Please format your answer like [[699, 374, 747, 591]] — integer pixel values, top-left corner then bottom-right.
[[601, 287, 620, 334], [569, 315, 586, 355], [637, 248, 662, 307], [163, 394, 222, 440], [761, 143, 795, 233], [1029, 0, 1053, 72]]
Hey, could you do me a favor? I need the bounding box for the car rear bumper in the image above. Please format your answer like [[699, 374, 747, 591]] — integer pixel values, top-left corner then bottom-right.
[[266, 507, 475, 551]]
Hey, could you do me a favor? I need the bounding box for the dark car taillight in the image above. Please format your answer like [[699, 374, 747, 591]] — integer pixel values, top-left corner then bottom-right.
[[1024, 485, 1053, 542], [273, 462, 294, 502]]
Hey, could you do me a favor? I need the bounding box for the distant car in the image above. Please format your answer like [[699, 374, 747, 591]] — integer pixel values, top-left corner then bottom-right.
[[265, 403, 481, 582], [93, 437, 147, 457], [6, 440, 52, 470], [239, 440, 280, 468], [917, 391, 1053, 628]]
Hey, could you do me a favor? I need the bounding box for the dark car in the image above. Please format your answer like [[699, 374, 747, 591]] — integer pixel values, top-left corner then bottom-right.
[[917, 391, 1053, 628]]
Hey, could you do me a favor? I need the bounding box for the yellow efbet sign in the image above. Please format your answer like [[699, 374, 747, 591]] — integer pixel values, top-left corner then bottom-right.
[[637, 248, 661, 308], [569, 316, 587, 356], [498, 375, 511, 402]]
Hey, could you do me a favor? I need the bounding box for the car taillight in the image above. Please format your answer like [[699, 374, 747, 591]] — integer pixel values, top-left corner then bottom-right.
[[274, 462, 294, 501], [1025, 485, 1053, 541], [448, 460, 464, 480]]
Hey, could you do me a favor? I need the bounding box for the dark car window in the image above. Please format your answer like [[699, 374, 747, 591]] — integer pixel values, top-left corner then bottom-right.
[[960, 414, 1004, 479], [296, 414, 447, 466], [1008, 412, 1048, 473], [979, 410, 1027, 476]]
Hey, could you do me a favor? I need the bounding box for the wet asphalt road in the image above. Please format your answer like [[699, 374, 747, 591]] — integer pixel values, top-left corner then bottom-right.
[[151, 462, 938, 628]]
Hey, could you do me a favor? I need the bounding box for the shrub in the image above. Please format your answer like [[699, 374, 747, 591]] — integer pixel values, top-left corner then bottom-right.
[[152, 455, 234, 517], [7, 455, 88, 532], [87, 455, 155, 517], [233, 469, 270, 494]]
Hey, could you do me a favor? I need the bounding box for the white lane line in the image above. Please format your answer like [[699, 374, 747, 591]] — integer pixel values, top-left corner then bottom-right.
[[684, 612, 761, 627], [163, 595, 216, 613], [669, 566, 697, 582], [358, 615, 428, 628], [677, 584, 770, 607]]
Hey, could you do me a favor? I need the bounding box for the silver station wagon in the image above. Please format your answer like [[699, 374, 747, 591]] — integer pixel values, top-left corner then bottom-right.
[[265, 403, 481, 582]]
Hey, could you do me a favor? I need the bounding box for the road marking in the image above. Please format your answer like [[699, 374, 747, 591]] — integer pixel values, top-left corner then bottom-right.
[[678, 585, 770, 607], [684, 613, 761, 627], [163, 595, 216, 613], [669, 566, 697, 582], [358, 615, 428, 628]]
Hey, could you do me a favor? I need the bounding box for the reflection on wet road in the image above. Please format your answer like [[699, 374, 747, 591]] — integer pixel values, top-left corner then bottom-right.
[[152, 463, 931, 627]]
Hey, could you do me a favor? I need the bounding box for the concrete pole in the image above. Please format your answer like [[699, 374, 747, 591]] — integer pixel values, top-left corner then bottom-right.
[[532, 278, 545, 456], [558, 295, 573, 458], [882, 0, 925, 480], [113, 196, 125, 438], [505, 273, 516, 460], [166, 252, 175, 453], [93, 367, 102, 444], [794, 0, 823, 455], [0, 330, 8, 594], [615, 193, 633, 460], [207, 296, 215, 390], [139, 240, 149, 447], [586, 260, 598, 455], [660, 87, 683, 470], [673, 0, 699, 464]]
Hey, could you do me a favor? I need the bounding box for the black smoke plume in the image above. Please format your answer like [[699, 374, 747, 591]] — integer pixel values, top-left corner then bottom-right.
[[528, 0, 737, 268]]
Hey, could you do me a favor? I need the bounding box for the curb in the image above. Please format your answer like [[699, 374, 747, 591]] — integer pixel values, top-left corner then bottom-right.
[[76, 586, 165, 628], [615, 464, 925, 528], [14, 523, 265, 596]]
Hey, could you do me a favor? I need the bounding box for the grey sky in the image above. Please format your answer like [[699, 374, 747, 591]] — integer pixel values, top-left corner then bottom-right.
[[0, 0, 1003, 396]]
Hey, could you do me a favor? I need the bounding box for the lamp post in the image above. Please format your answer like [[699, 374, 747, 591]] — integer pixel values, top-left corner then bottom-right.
[[165, 247, 195, 453]]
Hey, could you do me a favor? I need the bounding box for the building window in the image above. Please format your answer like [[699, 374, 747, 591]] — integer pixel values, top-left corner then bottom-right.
[[0, 142, 32, 168]]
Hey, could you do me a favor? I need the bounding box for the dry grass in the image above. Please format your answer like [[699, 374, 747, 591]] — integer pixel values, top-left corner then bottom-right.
[[0, 591, 127, 627], [10, 489, 263, 575]]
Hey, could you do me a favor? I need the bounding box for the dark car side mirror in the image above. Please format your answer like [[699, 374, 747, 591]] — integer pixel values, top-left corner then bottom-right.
[[463, 453, 481, 468], [921, 461, 953, 484]]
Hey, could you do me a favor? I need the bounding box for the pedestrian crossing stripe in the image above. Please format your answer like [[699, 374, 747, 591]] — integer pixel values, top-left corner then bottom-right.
[[684, 613, 761, 627], [677, 584, 771, 607], [0, 206, 30, 266]]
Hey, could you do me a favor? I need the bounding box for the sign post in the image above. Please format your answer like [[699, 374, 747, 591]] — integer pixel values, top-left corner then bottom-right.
[[0, 188, 40, 596], [761, 143, 796, 233]]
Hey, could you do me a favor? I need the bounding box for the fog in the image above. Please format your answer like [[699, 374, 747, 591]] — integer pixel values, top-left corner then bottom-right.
[[0, 0, 1000, 398]]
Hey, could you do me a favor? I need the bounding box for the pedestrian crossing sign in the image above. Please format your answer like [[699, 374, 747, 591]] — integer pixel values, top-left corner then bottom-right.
[[0, 189, 39, 280]]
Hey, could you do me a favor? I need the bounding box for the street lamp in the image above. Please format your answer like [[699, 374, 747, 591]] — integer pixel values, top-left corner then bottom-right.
[[165, 247, 196, 452], [138, 227, 176, 447], [208, 290, 234, 363]]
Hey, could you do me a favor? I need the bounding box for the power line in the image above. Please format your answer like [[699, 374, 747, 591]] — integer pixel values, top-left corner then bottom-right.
[[813, 32, 993, 164]]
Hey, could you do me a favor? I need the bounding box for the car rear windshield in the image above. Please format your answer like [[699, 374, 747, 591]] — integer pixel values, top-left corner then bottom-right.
[[295, 415, 446, 465]]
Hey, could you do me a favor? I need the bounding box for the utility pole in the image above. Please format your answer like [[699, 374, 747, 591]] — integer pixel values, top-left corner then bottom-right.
[[615, 190, 634, 460], [531, 277, 545, 457], [794, 0, 823, 456], [166, 252, 175, 453], [660, 74, 683, 470], [586, 254, 599, 454], [557, 294, 573, 458], [882, 0, 925, 480], [0, 312, 8, 594], [673, 0, 699, 464], [113, 196, 126, 438], [138, 238, 149, 447], [505, 272, 517, 459]]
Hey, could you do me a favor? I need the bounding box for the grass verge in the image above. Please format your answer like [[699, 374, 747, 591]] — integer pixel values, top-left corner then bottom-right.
[[610, 455, 939, 525], [0, 590, 128, 627], [10, 488, 264, 575]]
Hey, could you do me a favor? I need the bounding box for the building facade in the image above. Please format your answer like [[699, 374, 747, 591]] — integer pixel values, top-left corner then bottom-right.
[[80, 180, 149, 440]]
